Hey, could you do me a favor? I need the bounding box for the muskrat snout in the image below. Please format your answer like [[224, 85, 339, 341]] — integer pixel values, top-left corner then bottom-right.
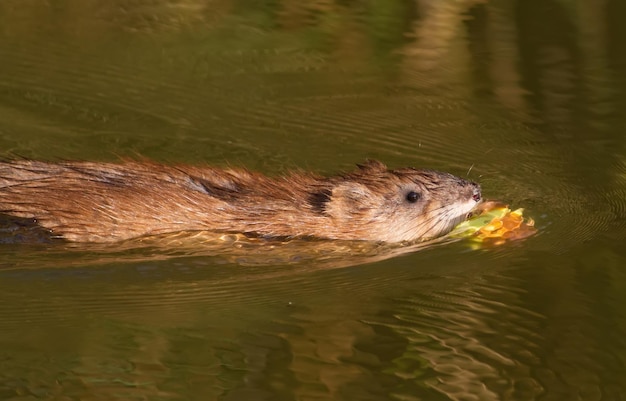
[[462, 181, 482, 218], [471, 182, 482, 203]]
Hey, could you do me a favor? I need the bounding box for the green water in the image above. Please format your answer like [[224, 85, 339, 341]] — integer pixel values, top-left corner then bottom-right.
[[1, 0, 625, 400]]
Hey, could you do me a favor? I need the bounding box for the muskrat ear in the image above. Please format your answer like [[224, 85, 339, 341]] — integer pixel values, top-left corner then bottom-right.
[[333, 182, 372, 200], [356, 160, 387, 173], [325, 182, 374, 218]]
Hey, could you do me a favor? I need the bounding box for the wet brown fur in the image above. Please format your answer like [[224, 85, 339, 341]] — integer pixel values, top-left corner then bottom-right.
[[0, 160, 481, 243]]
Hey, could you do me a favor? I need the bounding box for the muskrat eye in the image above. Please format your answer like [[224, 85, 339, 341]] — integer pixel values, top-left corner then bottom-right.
[[406, 191, 420, 203]]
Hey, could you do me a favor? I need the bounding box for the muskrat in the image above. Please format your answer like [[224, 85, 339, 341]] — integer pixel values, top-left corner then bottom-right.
[[0, 159, 481, 243]]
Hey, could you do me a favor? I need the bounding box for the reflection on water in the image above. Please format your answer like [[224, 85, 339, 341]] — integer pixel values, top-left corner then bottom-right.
[[0, 230, 454, 271], [2, 243, 625, 400], [0, 0, 625, 400]]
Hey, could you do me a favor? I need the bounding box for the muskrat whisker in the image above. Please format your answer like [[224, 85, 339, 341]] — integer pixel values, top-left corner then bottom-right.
[[466, 164, 475, 177], [411, 204, 467, 240]]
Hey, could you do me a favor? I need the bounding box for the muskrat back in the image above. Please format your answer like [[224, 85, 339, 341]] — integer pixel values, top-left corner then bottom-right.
[[0, 160, 481, 243]]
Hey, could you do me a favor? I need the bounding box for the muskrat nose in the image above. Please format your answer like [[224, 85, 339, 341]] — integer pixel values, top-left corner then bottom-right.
[[471, 183, 482, 202]]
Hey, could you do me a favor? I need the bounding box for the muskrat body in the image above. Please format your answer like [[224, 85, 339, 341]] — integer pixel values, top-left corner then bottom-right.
[[0, 160, 481, 243]]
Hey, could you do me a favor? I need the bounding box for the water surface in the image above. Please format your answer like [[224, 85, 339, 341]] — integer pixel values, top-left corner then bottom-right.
[[1, 1, 625, 400]]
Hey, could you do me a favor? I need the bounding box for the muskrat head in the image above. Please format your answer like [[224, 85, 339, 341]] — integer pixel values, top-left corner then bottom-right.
[[318, 161, 481, 242]]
